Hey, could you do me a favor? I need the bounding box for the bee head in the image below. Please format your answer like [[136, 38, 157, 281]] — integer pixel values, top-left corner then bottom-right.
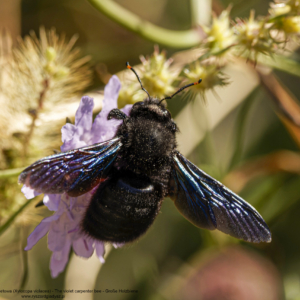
[[120, 96, 178, 163], [130, 98, 172, 122]]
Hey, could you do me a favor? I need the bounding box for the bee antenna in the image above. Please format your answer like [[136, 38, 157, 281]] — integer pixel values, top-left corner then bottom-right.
[[158, 79, 202, 105], [126, 62, 150, 100]]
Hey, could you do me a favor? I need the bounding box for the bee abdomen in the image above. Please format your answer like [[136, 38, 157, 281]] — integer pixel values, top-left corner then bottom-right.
[[82, 174, 163, 243]]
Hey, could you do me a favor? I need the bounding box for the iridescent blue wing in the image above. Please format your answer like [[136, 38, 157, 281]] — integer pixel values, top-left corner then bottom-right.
[[169, 151, 271, 243], [19, 137, 122, 197]]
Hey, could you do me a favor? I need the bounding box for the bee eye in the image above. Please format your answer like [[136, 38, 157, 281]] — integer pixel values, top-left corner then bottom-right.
[[134, 101, 144, 107], [171, 122, 177, 132]]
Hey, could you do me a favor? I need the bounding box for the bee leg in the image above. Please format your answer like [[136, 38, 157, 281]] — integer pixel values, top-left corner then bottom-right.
[[107, 109, 128, 121]]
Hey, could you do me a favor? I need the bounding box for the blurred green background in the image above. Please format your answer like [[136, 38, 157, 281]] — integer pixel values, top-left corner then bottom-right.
[[1, 0, 300, 299]]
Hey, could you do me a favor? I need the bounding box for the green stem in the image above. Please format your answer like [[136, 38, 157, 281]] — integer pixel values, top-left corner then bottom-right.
[[198, 44, 238, 61], [190, 0, 211, 26], [178, 44, 237, 78], [87, 0, 202, 48], [23, 78, 50, 160], [0, 198, 34, 236], [20, 226, 29, 289], [0, 167, 23, 178]]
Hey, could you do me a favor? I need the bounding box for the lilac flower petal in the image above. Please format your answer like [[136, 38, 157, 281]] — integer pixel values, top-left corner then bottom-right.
[[121, 104, 133, 116], [95, 241, 106, 263], [102, 75, 121, 114], [21, 185, 41, 199], [61, 138, 87, 152], [25, 214, 59, 250], [47, 215, 68, 252], [43, 194, 61, 211], [91, 75, 121, 144], [72, 238, 94, 258], [95, 119, 122, 144], [61, 123, 76, 144], [68, 195, 79, 211], [61, 96, 94, 152], [90, 103, 132, 143], [74, 96, 94, 132], [50, 239, 71, 278]]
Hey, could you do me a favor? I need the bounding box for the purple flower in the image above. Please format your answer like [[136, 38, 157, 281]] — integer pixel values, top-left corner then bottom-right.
[[21, 75, 132, 278]]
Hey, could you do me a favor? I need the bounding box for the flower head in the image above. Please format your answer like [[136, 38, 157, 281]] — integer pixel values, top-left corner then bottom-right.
[[203, 8, 235, 53], [234, 11, 275, 60], [270, 14, 300, 37], [117, 81, 144, 107], [140, 47, 177, 98], [268, 0, 300, 39], [3, 27, 92, 113], [277, 16, 300, 33], [183, 60, 229, 99], [118, 47, 178, 105], [21, 76, 132, 277], [270, 0, 300, 15], [0, 28, 93, 220], [269, 1, 293, 16]]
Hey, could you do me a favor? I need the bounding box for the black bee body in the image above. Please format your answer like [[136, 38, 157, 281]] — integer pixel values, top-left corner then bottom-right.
[[19, 64, 272, 245], [83, 170, 162, 243], [83, 98, 176, 243]]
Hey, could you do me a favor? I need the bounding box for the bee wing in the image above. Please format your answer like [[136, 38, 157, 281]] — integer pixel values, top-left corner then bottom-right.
[[169, 151, 271, 243], [19, 137, 122, 197]]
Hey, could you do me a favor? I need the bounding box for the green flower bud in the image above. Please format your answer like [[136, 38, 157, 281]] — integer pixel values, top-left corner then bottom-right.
[[45, 47, 57, 62], [44, 61, 56, 75], [54, 66, 69, 79]]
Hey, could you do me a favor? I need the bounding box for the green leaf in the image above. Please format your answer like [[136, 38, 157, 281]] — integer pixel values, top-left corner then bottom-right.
[[253, 175, 300, 224], [228, 87, 260, 171], [258, 54, 300, 78]]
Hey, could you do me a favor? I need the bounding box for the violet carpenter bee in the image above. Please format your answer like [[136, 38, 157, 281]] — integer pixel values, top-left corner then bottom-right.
[[19, 62, 271, 244]]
